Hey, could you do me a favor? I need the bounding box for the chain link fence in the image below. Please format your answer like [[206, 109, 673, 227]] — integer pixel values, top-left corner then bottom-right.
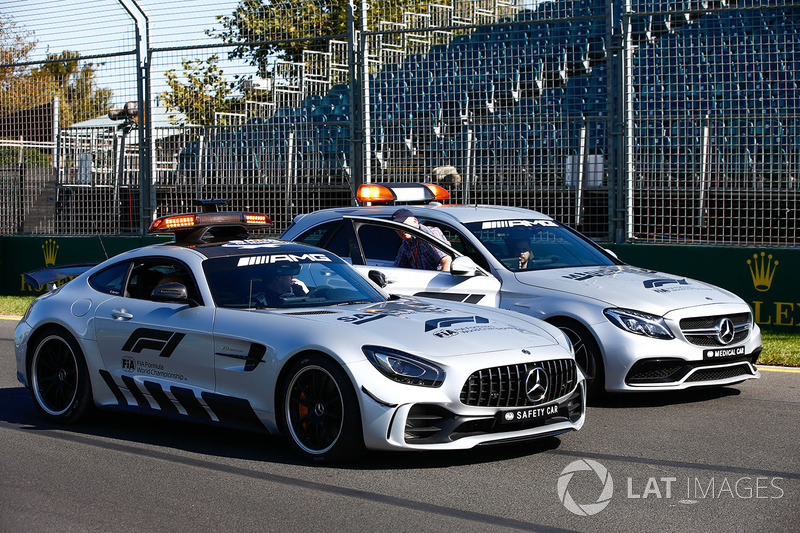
[[1, 0, 798, 246]]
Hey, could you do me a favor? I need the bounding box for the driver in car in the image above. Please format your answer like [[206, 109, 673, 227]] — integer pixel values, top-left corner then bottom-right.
[[252, 264, 309, 307], [392, 208, 452, 271]]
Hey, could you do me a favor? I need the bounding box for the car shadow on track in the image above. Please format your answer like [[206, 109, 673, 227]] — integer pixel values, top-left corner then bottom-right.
[[0, 385, 565, 469], [590, 385, 742, 409]]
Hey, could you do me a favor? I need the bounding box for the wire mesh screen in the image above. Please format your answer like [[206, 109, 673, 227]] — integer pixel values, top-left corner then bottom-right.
[[1, 0, 799, 246], [625, 0, 799, 245]]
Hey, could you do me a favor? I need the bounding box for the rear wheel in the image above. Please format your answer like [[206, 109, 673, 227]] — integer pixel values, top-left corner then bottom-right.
[[549, 318, 605, 401], [30, 328, 93, 423], [280, 355, 363, 463]]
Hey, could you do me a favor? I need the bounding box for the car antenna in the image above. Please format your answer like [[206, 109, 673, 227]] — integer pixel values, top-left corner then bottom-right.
[[97, 235, 109, 260]]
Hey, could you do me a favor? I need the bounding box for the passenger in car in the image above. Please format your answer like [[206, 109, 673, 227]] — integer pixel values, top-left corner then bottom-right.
[[391, 208, 452, 271]]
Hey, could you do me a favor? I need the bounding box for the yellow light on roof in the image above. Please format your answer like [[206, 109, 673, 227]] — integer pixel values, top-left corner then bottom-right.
[[422, 183, 451, 201], [244, 213, 270, 225], [356, 184, 396, 203], [149, 214, 196, 232]]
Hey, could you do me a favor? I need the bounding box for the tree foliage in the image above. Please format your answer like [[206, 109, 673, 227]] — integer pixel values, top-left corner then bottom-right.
[[0, 18, 56, 117], [162, 55, 235, 125], [33, 51, 113, 126], [1, 18, 112, 127], [211, 0, 424, 74]]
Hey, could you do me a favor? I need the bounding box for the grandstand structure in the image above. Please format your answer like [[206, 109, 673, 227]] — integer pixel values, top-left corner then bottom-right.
[[1, 0, 798, 246]]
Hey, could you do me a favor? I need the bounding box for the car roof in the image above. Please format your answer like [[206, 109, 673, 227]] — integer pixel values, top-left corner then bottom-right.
[[292, 203, 554, 227], [143, 237, 333, 260]]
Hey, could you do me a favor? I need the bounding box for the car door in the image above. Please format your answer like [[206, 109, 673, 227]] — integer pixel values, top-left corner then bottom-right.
[[344, 216, 501, 307], [93, 257, 216, 411]]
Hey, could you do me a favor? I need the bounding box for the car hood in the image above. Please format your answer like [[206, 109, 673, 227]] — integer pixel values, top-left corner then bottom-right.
[[275, 297, 564, 358], [513, 265, 744, 314]]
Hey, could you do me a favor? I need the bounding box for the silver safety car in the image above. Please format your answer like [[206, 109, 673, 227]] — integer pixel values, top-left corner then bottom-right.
[[280, 183, 762, 396], [14, 210, 585, 462]]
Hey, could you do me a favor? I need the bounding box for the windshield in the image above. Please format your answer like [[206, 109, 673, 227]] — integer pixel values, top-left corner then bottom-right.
[[464, 220, 618, 272], [203, 252, 385, 309]]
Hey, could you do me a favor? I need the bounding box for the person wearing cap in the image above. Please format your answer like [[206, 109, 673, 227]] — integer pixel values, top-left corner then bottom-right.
[[252, 264, 309, 307], [391, 208, 452, 272]]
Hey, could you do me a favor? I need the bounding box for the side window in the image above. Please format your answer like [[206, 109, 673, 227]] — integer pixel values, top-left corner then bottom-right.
[[125, 259, 201, 303], [88, 261, 131, 296], [357, 225, 402, 264], [295, 221, 350, 259], [422, 221, 490, 270]]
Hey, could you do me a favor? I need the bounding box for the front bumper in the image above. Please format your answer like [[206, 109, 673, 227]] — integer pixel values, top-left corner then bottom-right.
[[593, 313, 763, 392], [360, 380, 586, 451]]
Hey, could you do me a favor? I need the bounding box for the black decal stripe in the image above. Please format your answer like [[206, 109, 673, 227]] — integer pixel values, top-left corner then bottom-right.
[[143, 381, 179, 414], [201, 392, 264, 431], [414, 291, 471, 302], [159, 333, 186, 358], [122, 328, 173, 351], [170, 386, 213, 421], [464, 294, 484, 304], [131, 339, 167, 353], [99, 370, 127, 406], [121, 375, 149, 408]]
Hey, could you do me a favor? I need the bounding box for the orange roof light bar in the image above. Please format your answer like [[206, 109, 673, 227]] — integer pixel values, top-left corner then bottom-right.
[[356, 184, 396, 203], [148, 212, 272, 234], [422, 183, 451, 201], [149, 214, 197, 232], [244, 213, 271, 225]]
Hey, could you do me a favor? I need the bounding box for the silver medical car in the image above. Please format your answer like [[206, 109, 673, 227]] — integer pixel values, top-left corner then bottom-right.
[[281, 183, 761, 396]]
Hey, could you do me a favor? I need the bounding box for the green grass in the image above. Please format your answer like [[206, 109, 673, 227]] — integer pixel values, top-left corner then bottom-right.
[[2, 295, 798, 367]]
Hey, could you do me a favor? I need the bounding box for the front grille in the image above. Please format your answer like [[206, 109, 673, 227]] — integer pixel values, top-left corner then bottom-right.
[[627, 359, 686, 383], [626, 358, 756, 385], [460, 359, 577, 407], [685, 364, 755, 382], [405, 388, 584, 444], [680, 312, 752, 347]]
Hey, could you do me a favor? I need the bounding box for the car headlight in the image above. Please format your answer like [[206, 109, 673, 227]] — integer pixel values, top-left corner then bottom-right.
[[362, 345, 445, 387], [604, 308, 674, 340]]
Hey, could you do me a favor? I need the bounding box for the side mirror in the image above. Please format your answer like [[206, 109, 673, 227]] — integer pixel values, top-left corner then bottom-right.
[[151, 282, 197, 306], [604, 248, 619, 260], [368, 270, 387, 288], [450, 256, 479, 277]]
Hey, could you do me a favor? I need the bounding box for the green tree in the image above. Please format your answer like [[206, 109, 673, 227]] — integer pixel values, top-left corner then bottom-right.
[[211, 0, 424, 75], [0, 17, 57, 117], [162, 55, 235, 125], [33, 51, 113, 126]]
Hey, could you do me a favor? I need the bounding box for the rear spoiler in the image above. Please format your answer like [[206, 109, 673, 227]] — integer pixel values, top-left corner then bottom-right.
[[24, 262, 98, 291]]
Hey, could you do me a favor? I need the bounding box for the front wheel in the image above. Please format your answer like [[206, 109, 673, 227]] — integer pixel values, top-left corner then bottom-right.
[[280, 355, 363, 463], [549, 319, 605, 401], [29, 328, 93, 423]]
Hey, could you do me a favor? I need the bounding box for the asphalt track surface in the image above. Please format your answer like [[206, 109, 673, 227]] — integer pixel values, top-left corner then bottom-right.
[[0, 317, 797, 532]]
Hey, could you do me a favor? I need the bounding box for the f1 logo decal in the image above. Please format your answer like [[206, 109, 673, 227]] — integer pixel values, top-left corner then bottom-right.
[[121, 328, 186, 358], [424, 316, 489, 332]]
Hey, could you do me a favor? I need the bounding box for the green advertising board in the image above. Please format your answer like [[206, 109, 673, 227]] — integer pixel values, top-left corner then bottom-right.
[[1, 236, 797, 332], [0, 236, 169, 296]]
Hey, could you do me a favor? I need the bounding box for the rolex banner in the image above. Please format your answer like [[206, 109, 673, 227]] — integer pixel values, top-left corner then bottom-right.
[[0, 236, 168, 298], [607, 244, 800, 333]]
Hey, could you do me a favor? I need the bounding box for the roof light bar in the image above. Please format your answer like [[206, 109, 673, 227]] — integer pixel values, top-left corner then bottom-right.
[[148, 211, 272, 235], [355, 183, 450, 204]]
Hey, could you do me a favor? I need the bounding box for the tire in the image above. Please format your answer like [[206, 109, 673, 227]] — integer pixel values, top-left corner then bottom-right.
[[29, 328, 93, 423], [549, 318, 606, 401], [279, 354, 363, 463]]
